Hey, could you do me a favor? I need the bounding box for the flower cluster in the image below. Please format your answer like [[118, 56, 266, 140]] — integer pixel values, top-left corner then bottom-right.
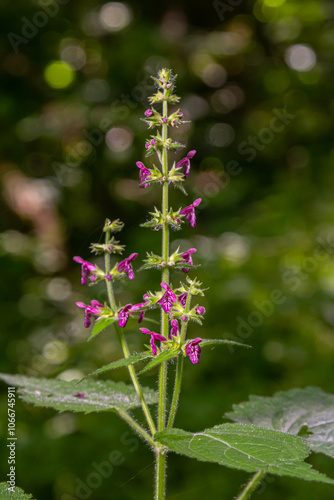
[[74, 69, 206, 366]]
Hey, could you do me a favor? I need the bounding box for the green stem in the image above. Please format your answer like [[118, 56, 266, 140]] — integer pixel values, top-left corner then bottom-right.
[[118, 409, 156, 448], [155, 91, 169, 500], [235, 471, 266, 500], [104, 234, 156, 437], [167, 294, 192, 429], [166, 355, 183, 429], [155, 449, 166, 500]]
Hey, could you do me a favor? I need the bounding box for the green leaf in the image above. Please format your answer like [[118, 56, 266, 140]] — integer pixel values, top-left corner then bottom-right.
[[0, 373, 157, 413], [200, 339, 251, 349], [88, 317, 115, 341], [0, 483, 35, 499], [82, 352, 152, 380], [140, 348, 180, 374], [155, 423, 334, 484], [226, 387, 334, 459]]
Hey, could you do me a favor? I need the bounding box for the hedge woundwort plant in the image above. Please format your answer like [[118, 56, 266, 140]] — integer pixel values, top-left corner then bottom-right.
[[2, 69, 334, 500]]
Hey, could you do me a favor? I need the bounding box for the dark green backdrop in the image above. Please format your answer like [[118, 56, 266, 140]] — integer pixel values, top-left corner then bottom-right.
[[1, 0, 334, 498]]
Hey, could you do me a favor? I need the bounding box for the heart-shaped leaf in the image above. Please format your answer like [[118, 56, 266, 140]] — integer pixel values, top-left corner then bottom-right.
[[0, 373, 157, 413], [226, 387, 334, 459], [156, 423, 334, 483]]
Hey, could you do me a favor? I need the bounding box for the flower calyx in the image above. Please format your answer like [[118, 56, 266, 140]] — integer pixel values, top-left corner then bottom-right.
[[136, 162, 163, 189], [168, 248, 197, 273], [140, 207, 183, 231], [103, 218, 124, 233]]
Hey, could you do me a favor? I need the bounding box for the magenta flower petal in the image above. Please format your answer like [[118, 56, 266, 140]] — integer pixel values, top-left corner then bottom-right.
[[118, 304, 133, 328], [145, 109, 154, 117], [136, 161, 151, 189], [73, 256, 97, 285], [180, 248, 196, 272], [176, 150, 196, 179], [186, 338, 202, 364], [76, 300, 102, 328], [196, 306, 206, 315], [180, 199, 202, 228], [170, 319, 180, 338], [178, 293, 187, 307], [158, 282, 177, 313], [118, 253, 138, 280], [140, 328, 167, 355]]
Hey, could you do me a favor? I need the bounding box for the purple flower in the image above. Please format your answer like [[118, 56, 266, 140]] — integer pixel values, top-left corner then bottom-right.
[[186, 338, 202, 364], [118, 304, 133, 328], [180, 198, 202, 228], [74, 393, 85, 398], [140, 327, 167, 355], [130, 299, 149, 324], [176, 150, 196, 179], [136, 162, 151, 189], [73, 256, 97, 285], [117, 253, 138, 280], [180, 248, 196, 273], [158, 282, 177, 314], [76, 300, 103, 328], [178, 293, 187, 307], [170, 319, 180, 338], [145, 139, 157, 149], [196, 306, 206, 315], [145, 109, 154, 117], [163, 118, 168, 123]]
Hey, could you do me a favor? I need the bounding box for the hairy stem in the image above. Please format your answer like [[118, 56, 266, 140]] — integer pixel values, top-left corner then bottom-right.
[[118, 409, 156, 448], [104, 234, 156, 436], [167, 294, 192, 428], [167, 355, 183, 429], [235, 471, 266, 500], [155, 91, 169, 500]]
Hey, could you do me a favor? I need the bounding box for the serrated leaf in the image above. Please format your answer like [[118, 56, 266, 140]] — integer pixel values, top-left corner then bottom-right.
[[0, 483, 35, 500], [0, 373, 157, 413], [200, 339, 251, 349], [155, 423, 334, 484], [140, 348, 180, 374], [82, 352, 152, 380], [88, 317, 115, 341], [226, 387, 334, 459]]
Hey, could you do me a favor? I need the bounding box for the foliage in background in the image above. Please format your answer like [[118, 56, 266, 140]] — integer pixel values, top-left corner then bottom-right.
[[1, 0, 334, 499]]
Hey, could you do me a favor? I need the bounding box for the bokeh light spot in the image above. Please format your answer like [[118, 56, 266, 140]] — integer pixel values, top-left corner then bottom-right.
[[209, 123, 235, 147], [99, 2, 132, 32], [285, 44, 317, 72], [44, 61, 75, 89], [106, 127, 133, 152]]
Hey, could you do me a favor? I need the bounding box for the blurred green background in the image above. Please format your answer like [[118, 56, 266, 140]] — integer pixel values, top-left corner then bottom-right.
[[1, 0, 334, 498]]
